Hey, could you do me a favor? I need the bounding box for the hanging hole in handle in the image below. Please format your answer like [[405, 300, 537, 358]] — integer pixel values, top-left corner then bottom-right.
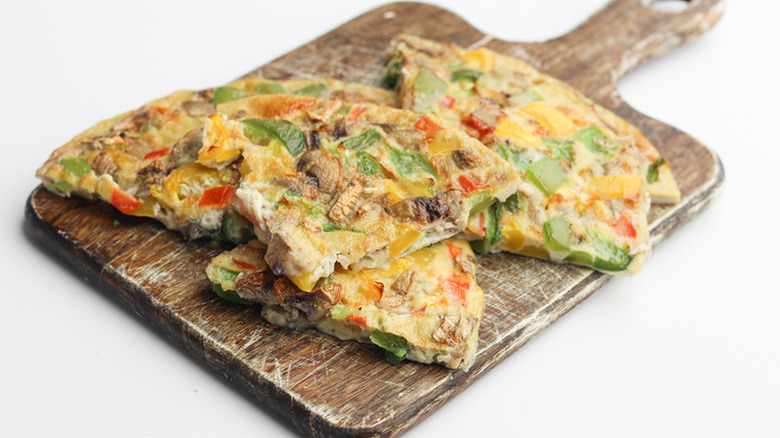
[[650, 0, 692, 13]]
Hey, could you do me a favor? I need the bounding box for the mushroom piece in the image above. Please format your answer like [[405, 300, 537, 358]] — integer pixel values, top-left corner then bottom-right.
[[451, 149, 480, 169], [169, 129, 204, 166], [378, 270, 416, 309], [432, 315, 476, 346], [236, 276, 342, 321], [274, 173, 318, 199], [385, 196, 453, 224], [79, 132, 130, 151], [470, 98, 504, 128], [296, 149, 344, 195], [328, 178, 364, 222], [136, 159, 170, 199], [182, 100, 216, 117], [91, 151, 119, 175]]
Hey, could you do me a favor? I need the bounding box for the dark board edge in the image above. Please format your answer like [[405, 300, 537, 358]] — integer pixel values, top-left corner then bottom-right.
[[22, 190, 312, 437]]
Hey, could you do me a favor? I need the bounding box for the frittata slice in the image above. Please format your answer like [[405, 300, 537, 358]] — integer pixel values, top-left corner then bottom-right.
[[206, 96, 521, 290], [385, 34, 680, 204], [386, 35, 665, 274], [35, 79, 396, 241], [207, 239, 483, 369]]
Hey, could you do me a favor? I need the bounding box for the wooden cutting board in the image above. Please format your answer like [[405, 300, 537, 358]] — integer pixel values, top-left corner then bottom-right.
[[24, 1, 725, 436]]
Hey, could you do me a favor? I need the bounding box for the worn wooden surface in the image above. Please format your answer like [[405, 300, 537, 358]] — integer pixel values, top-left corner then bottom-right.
[[24, 1, 724, 437]]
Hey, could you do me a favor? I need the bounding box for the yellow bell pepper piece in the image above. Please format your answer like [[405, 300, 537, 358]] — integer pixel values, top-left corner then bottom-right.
[[388, 225, 423, 259], [198, 114, 241, 166], [385, 179, 431, 201], [521, 102, 576, 137], [494, 117, 543, 149], [500, 218, 526, 252], [128, 199, 160, 218], [590, 175, 644, 199], [288, 272, 318, 292], [460, 48, 496, 72], [426, 137, 457, 155]]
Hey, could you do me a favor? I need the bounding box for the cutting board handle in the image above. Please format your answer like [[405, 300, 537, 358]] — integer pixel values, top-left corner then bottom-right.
[[527, 0, 724, 92]]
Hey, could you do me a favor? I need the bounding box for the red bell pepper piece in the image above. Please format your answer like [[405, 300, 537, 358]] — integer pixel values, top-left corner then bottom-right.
[[414, 116, 443, 140], [457, 174, 484, 194], [610, 213, 637, 239], [231, 258, 259, 271], [345, 106, 366, 121], [143, 148, 171, 160], [461, 116, 494, 138], [198, 185, 236, 208], [346, 314, 367, 327], [446, 241, 463, 259], [109, 188, 142, 214]]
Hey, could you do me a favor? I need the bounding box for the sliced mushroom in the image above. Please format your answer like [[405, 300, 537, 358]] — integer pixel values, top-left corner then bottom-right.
[[91, 151, 119, 175], [470, 99, 504, 128], [79, 132, 129, 151], [234, 270, 278, 301], [328, 178, 363, 222], [169, 129, 203, 166], [306, 129, 321, 151], [385, 196, 453, 224], [136, 160, 170, 199], [182, 100, 216, 117], [182, 220, 221, 240], [378, 270, 416, 309], [330, 119, 348, 139], [113, 108, 156, 132], [296, 149, 343, 195], [451, 149, 480, 169], [267, 277, 341, 319], [274, 174, 317, 199], [432, 315, 475, 346], [454, 252, 477, 276]]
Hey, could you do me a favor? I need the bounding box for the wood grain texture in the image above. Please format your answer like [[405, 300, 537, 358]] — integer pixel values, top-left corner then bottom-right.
[[24, 1, 725, 437]]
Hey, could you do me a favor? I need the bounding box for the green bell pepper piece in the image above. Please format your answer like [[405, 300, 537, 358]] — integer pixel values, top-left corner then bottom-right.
[[208, 266, 255, 306], [469, 239, 489, 255], [564, 251, 594, 266], [381, 53, 403, 88], [255, 82, 285, 95], [543, 138, 574, 163], [342, 129, 382, 151], [370, 329, 410, 365], [221, 210, 254, 245], [587, 230, 634, 271], [485, 202, 503, 245], [509, 89, 543, 107], [58, 157, 92, 178], [242, 119, 306, 156], [527, 156, 569, 196], [450, 69, 482, 82], [413, 66, 448, 96], [647, 158, 666, 184], [356, 151, 383, 176], [467, 191, 496, 218], [543, 216, 573, 253], [330, 304, 350, 320], [502, 192, 524, 214], [291, 83, 327, 98], [496, 144, 530, 171], [53, 179, 73, 194], [213, 86, 246, 105], [573, 126, 610, 155], [386, 145, 435, 177]]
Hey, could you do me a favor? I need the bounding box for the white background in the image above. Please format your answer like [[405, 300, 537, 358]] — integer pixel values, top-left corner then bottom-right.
[[2, 1, 778, 437]]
